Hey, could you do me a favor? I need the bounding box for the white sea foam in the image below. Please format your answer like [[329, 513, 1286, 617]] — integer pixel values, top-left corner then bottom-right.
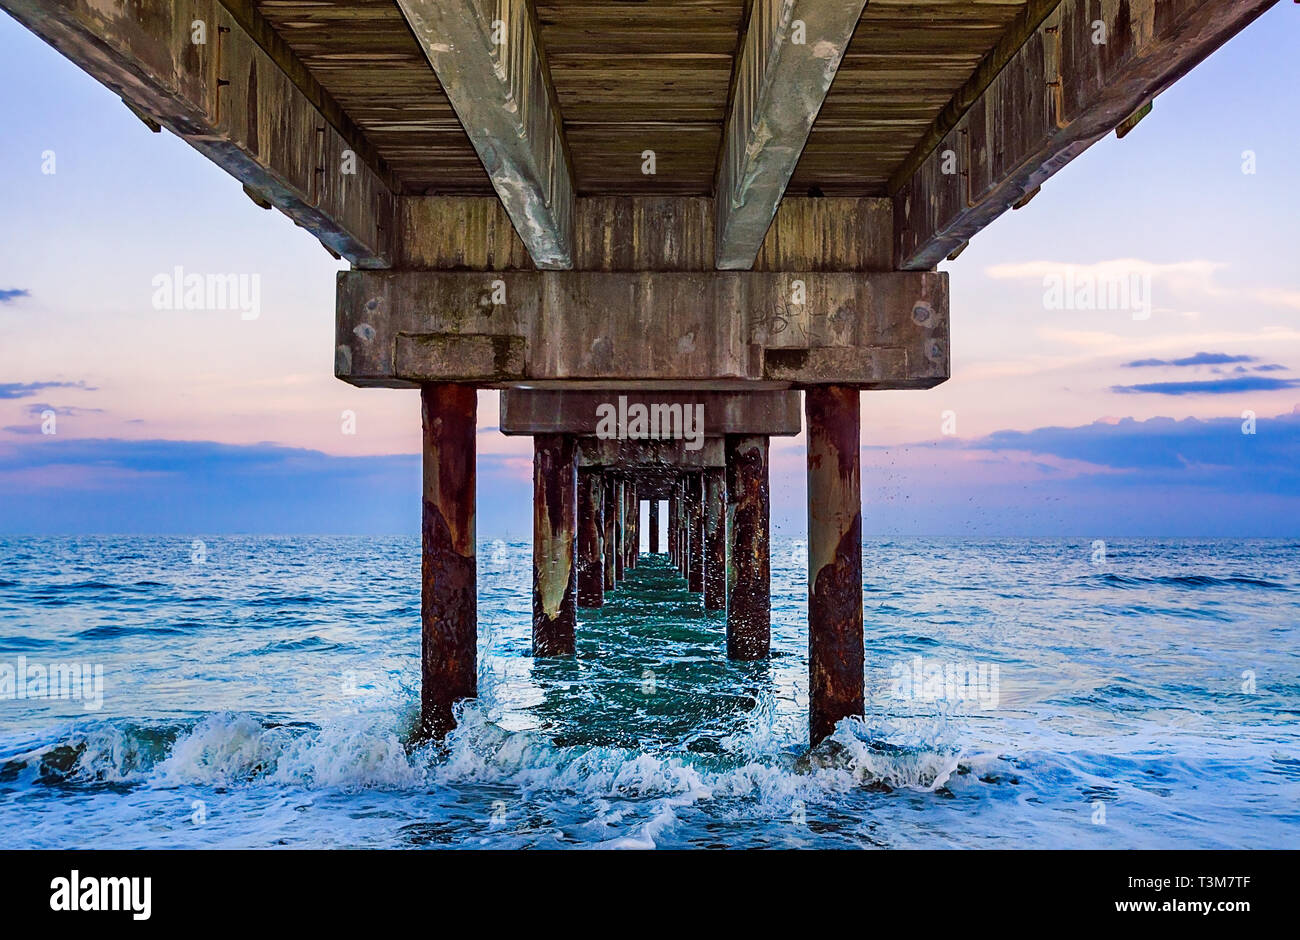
[[19, 695, 972, 820]]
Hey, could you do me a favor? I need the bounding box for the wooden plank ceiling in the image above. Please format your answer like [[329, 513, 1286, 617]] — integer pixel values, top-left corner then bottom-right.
[[253, 0, 1030, 197]]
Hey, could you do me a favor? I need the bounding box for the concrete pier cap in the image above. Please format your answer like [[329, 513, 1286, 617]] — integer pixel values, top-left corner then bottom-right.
[[498, 389, 803, 439]]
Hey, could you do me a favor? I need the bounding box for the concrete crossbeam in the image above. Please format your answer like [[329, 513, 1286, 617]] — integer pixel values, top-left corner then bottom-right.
[[575, 438, 727, 471], [500, 390, 802, 438], [336, 271, 947, 388]]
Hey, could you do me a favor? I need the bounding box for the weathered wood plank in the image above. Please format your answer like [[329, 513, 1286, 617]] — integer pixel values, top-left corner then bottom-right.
[[1, 0, 396, 266], [788, 0, 1032, 196], [395, 0, 576, 269], [252, 0, 491, 193], [714, 0, 868, 269], [396, 195, 893, 272], [894, 0, 1278, 270], [885, 0, 1065, 194]]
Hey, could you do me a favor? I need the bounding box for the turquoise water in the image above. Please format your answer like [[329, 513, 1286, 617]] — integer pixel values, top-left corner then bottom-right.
[[0, 536, 1297, 848]]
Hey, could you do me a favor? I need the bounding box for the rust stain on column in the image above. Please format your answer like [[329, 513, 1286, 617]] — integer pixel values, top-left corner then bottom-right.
[[533, 434, 577, 656], [577, 467, 604, 608], [649, 497, 660, 553], [725, 435, 770, 660], [603, 472, 617, 590], [704, 468, 727, 610], [420, 383, 477, 740], [806, 385, 864, 746], [687, 472, 704, 593]]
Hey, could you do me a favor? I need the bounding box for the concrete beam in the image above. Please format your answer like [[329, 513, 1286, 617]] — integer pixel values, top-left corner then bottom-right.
[[501, 390, 802, 437], [637, 479, 677, 501], [394, 195, 893, 273], [395, 0, 575, 269], [715, 0, 869, 269], [0, 0, 396, 267], [575, 437, 727, 471], [894, 0, 1277, 270], [337, 270, 947, 388]]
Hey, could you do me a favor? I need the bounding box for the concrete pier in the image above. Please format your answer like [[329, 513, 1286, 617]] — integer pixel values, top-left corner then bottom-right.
[[687, 473, 704, 595], [614, 476, 625, 583], [806, 387, 865, 744], [577, 468, 604, 608], [533, 434, 577, 657], [681, 486, 691, 579], [649, 499, 661, 554], [725, 436, 771, 660], [603, 474, 617, 591], [704, 469, 726, 610], [668, 494, 678, 568], [419, 384, 477, 738], [17, 0, 1271, 747], [624, 486, 634, 574]]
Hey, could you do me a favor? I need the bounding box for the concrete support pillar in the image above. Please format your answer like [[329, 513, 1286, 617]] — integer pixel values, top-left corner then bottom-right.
[[603, 473, 617, 590], [725, 435, 770, 661], [674, 482, 686, 577], [420, 384, 477, 739], [668, 494, 678, 566], [649, 498, 660, 553], [533, 434, 577, 657], [687, 472, 704, 594], [703, 468, 727, 610], [614, 476, 625, 582], [624, 481, 634, 569], [577, 468, 604, 608], [806, 386, 864, 746]]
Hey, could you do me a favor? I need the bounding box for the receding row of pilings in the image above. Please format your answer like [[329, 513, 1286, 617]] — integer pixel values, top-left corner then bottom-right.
[[567, 452, 771, 655], [420, 386, 865, 748]]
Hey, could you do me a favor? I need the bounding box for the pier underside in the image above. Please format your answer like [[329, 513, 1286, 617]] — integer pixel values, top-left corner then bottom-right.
[[4, 0, 1275, 745]]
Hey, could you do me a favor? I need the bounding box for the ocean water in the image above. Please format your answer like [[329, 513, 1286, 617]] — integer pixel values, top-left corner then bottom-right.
[[0, 535, 1296, 849]]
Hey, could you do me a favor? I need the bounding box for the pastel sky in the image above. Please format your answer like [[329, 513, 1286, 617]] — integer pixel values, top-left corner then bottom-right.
[[1, 6, 1297, 537]]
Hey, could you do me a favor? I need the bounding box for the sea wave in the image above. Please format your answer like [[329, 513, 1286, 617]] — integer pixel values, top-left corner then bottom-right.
[[1089, 572, 1288, 589], [0, 698, 975, 811]]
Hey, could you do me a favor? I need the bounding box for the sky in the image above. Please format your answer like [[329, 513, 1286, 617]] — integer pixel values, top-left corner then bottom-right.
[[1, 5, 1298, 537]]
